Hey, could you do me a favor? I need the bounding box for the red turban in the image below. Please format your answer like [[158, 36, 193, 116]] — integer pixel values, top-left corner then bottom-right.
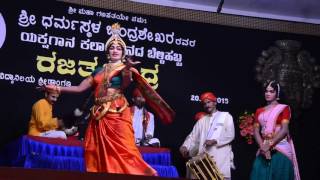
[[132, 88, 143, 98], [194, 112, 207, 121], [200, 92, 217, 102]]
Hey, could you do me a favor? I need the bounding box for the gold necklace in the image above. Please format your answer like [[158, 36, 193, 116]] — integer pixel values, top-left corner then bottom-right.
[[97, 62, 124, 98], [105, 62, 123, 74]]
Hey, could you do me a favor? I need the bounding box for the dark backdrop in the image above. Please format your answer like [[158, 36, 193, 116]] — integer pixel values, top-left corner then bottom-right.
[[0, 1, 319, 179]]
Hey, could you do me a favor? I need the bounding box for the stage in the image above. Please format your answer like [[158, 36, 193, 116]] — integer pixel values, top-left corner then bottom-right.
[[0, 167, 187, 180], [0, 135, 179, 179]]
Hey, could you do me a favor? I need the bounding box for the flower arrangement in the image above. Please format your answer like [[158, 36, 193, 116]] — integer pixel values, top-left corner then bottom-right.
[[238, 111, 255, 144]]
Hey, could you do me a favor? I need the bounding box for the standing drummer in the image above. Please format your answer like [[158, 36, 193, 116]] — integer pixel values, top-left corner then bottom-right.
[[179, 91, 235, 180]]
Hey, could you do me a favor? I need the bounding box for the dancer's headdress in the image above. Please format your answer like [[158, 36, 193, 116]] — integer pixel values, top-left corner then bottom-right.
[[105, 23, 126, 58]]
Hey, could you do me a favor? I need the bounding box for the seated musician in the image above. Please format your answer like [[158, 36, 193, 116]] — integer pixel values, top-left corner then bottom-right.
[[179, 92, 235, 180], [131, 88, 160, 147], [61, 107, 91, 140], [61, 93, 93, 140], [28, 86, 67, 139]]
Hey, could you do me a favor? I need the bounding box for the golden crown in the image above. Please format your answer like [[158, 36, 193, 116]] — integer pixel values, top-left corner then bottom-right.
[[105, 23, 126, 53]]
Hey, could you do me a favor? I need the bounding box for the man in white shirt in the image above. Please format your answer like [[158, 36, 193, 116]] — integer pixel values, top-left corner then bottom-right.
[[131, 88, 160, 147], [180, 91, 235, 180]]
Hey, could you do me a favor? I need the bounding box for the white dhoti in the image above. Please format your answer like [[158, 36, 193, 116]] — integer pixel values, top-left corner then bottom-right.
[[40, 130, 67, 139]]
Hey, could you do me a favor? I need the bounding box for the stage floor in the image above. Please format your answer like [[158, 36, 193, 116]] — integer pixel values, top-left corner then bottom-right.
[[0, 135, 179, 178], [0, 167, 188, 180]]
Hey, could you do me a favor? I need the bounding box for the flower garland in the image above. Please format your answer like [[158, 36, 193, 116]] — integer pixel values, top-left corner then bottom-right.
[[238, 111, 255, 144]]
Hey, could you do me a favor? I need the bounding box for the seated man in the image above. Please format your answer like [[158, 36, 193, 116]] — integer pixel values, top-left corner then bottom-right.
[[61, 92, 93, 140], [131, 88, 160, 147], [28, 86, 67, 139], [61, 108, 84, 137]]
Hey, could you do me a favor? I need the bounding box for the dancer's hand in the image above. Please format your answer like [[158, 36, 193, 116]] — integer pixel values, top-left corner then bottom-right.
[[125, 56, 141, 68], [263, 150, 271, 160], [260, 141, 271, 154], [36, 84, 60, 92]]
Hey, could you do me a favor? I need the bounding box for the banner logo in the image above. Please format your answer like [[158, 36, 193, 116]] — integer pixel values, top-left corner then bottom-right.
[[0, 13, 6, 49]]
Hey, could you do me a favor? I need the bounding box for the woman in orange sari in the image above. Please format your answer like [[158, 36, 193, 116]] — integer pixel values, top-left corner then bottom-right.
[[44, 23, 174, 176]]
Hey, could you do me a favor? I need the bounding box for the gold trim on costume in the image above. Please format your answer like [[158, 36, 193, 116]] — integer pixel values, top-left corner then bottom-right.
[[91, 99, 128, 121], [95, 91, 122, 105], [93, 102, 112, 121], [92, 90, 129, 120], [107, 101, 128, 113]]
